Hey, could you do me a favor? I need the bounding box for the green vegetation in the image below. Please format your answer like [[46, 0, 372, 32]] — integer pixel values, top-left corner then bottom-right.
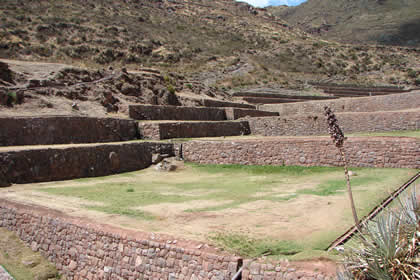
[[210, 232, 303, 257], [37, 163, 418, 258], [0, 228, 62, 280], [340, 190, 420, 279]]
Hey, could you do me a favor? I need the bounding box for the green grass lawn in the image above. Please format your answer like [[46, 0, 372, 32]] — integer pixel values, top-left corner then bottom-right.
[[35, 163, 418, 259]]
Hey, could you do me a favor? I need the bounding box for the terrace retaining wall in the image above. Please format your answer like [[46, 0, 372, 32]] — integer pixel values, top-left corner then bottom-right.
[[248, 111, 420, 136], [260, 91, 420, 115], [0, 200, 238, 280], [182, 137, 420, 169], [225, 108, 279, 120], [0, 142, 174, 184], [129, 105, 226, 121], [0, 116, 138, 146], [138, 121, 250, 140], [0, 201, 336, 280], [201, 99, 255, 109]]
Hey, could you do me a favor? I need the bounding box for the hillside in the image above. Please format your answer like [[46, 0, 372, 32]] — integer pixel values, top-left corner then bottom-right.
[[0, 0, 419, 95], [269, 0, 420, 47]]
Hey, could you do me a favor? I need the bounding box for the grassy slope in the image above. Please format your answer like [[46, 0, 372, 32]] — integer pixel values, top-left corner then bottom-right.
[[270, 0, 420, 46]]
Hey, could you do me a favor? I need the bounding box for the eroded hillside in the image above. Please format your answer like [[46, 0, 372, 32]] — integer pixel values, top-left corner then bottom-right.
[[0, 0, 419, 90]]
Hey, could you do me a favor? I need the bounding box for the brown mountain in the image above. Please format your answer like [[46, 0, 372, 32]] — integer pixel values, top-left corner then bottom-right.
[[0, 0, 419, 92], [269, 0, 420, 47]]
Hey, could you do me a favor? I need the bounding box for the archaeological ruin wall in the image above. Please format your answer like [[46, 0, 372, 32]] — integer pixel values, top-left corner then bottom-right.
[[182, 137, 420, 169], [0, 116, 138, 146], [248, 111, 420, 136]]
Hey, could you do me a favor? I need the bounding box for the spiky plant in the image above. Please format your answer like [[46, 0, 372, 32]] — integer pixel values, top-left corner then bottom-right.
[[340, 189, 420, 280], [324, 106, 361, 231]]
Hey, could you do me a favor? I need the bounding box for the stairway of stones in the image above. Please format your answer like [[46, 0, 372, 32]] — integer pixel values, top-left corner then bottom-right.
[[310, 83, 414, 98], [232, 89, 337, 105], [1, 90, 419, 187]]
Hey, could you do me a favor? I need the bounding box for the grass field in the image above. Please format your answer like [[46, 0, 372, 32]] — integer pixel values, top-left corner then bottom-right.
[[0, 228, 61, 280], [1, 163, 417, 259]]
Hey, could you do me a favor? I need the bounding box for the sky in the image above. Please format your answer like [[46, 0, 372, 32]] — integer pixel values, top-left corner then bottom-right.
[[238, 0, 307, 7]]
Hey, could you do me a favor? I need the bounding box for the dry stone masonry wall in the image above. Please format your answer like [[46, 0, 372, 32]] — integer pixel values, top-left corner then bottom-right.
[[182, 137, 420, 169], [0, 116, 138, 146], [138, 121, 250, 140], [0, 142, 174, 185], [248, 111, 420, 136], [129, 105, 227, 121], [0, 201, 238, 280], [260, 91, 420, 115], [0, 201, 336, 280]]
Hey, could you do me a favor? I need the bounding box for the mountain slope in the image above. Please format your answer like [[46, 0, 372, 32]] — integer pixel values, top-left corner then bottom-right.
[[269, 0, 420, 46], [0, 0, 419, 90]]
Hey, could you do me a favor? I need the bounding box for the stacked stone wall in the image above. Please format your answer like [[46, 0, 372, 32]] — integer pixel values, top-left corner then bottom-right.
[[129, 105, 226, 121], [138, 121, 250, 140], [260, 91, 420, 115], [0, 116, 138, 146], [248, 111, 420, 136], [225, 108, 279, 120], [0, 142, 174, 184], [0, 201, 238, 280], [201, 99, 255, 109], [183, 137, 420, 169]]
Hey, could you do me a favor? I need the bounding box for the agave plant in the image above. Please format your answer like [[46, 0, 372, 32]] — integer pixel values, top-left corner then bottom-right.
[[340, 189, 420, 280]]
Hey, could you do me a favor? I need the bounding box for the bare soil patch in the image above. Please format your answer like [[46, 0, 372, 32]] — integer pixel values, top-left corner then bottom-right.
[[0, 163, 416, 259]]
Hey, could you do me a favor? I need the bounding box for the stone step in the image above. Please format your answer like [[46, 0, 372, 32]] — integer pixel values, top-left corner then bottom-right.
[[182, 136, 419, 169], [201, 98, 255, 109], [129, 104, 278, 121], [0, 141, 175, 185], [138, 121, 250, 140], [260, 91, 420, 115], [241, 97, 306, 104], [0, 116, 138, 146], [129, 105, 227, 121], [247, 111, 420, 137], [323, 89, 398, 96], [232, 91, 336, 100]]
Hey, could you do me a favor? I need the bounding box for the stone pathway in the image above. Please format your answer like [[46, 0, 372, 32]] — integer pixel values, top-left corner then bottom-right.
[[0, 265, 13, 280]]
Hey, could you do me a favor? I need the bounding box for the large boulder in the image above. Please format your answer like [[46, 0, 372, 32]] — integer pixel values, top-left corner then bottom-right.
[[0, 61, 13, 84]]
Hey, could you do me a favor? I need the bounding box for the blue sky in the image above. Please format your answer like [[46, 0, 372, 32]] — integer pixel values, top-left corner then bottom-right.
[[238, 0, 307, 7]]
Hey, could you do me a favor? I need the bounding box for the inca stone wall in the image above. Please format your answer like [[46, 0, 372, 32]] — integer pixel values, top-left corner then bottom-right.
[[201, 99, 255, 109], [260, 91, 420, 115], [224, 108, 279, 120], [248, 111, 420, 136], [0, 201, 336, 280], [129, 105, 227, 121], [0, 142, 174, 185], [182, 137, 420, 169], [138, 121, 250, 140], [0, 116, 138, 146], [0, 201, 239, 280]]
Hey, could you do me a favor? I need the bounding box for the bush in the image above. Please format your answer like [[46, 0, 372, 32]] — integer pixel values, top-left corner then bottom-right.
[[339, 190, 419, 279]]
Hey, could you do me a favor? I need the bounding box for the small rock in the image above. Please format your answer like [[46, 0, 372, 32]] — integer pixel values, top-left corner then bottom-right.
[[196, 244, 203, 249], [22, 259, 38, 268], [348, 171, 357, 176], [152, 153, 163, 164]]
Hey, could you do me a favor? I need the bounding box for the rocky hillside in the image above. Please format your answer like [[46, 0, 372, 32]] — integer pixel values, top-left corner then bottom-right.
[[269, 0, 420, 47], [0, 0, 419, 91]]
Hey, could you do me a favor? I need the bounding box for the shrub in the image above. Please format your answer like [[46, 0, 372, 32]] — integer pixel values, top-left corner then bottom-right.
[[339, 190, 419, 279]]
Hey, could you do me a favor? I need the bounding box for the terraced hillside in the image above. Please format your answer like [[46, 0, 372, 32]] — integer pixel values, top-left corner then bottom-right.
[[0, 0, 419, 89]]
